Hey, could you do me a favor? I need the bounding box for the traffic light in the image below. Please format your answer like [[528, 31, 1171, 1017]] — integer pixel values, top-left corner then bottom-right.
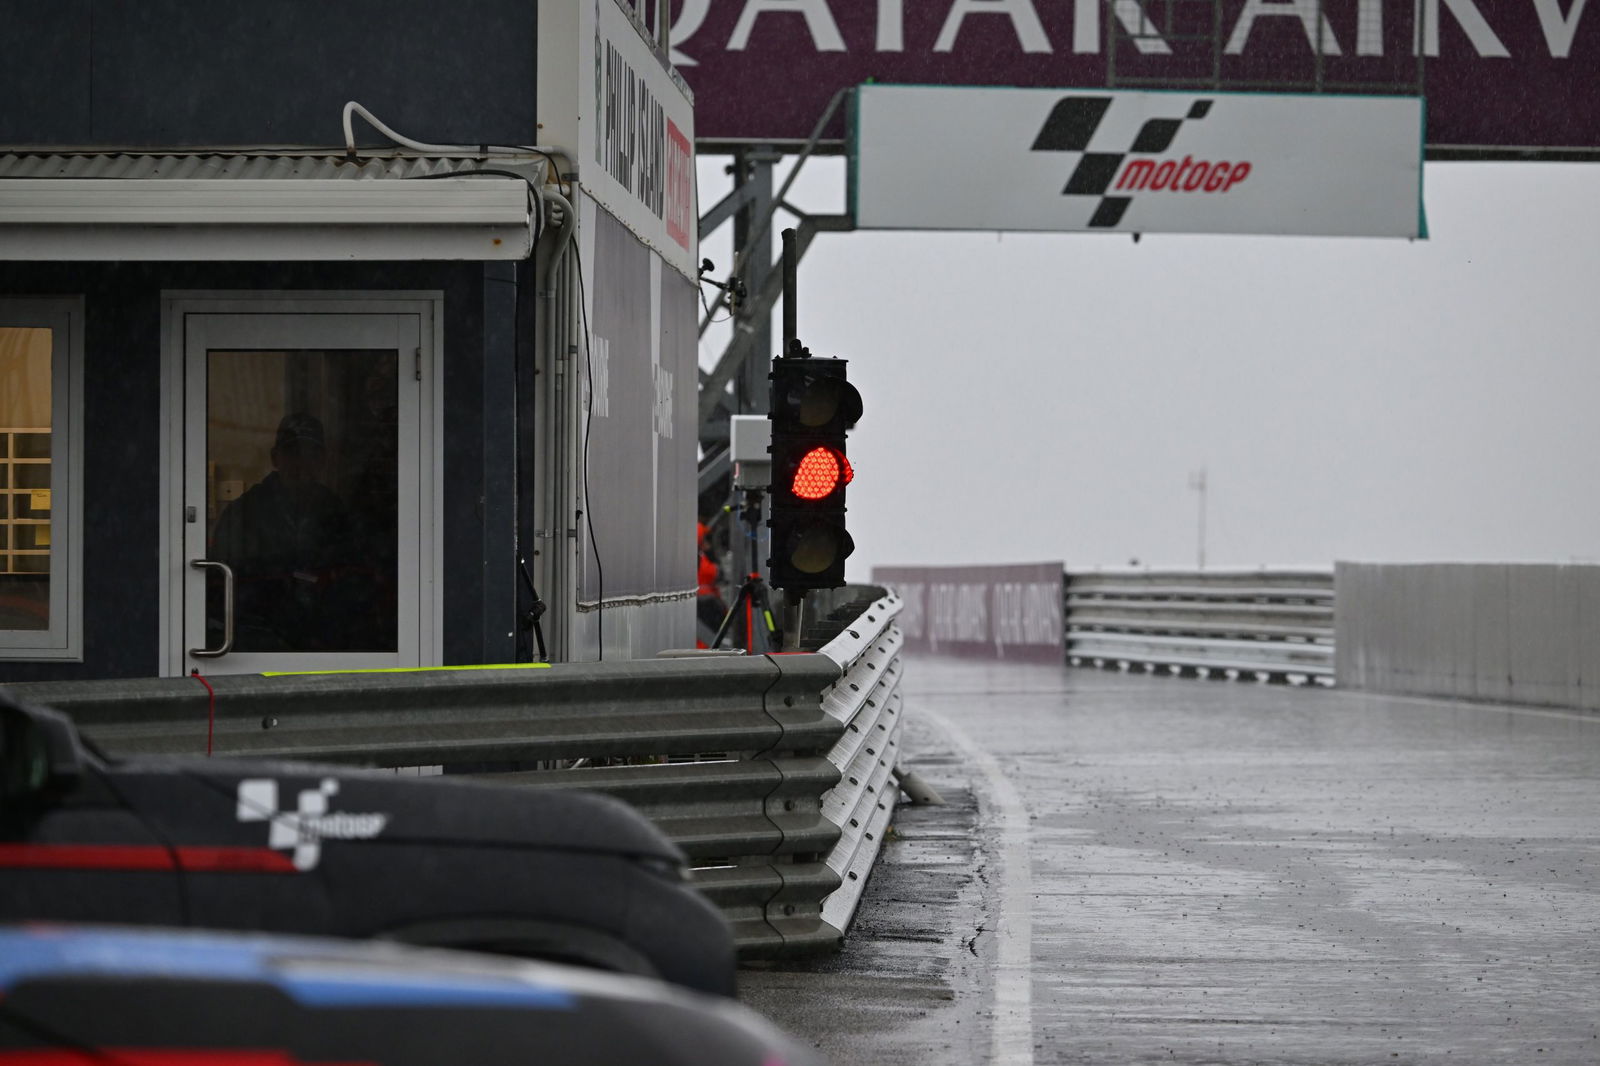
[[767, 351, 863, 590]]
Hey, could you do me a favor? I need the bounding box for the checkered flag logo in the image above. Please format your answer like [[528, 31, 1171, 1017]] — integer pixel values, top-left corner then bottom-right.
[[237, 777, 389, 871], [1031, 98, 1215, 228]]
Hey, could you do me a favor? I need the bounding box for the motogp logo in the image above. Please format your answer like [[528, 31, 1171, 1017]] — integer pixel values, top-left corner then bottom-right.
[[1031, 96, 1254, 228], [236, 778, 388, 871]]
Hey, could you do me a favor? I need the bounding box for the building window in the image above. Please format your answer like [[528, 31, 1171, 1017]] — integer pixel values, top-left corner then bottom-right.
[[0, 298, 82, 660]]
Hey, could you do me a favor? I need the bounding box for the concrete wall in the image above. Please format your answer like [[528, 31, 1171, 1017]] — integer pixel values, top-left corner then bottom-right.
[[1335, 562, 1600, 711]]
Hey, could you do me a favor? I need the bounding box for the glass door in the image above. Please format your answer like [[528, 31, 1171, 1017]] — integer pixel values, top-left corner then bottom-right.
[[183, 314, 422, 675]]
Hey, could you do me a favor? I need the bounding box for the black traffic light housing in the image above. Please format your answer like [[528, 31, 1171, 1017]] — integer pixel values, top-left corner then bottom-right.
[[767, 346, 863, 590]]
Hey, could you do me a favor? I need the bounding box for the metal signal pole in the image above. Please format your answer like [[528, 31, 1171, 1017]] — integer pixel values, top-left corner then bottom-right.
[[1189, 466, 1208, 570]]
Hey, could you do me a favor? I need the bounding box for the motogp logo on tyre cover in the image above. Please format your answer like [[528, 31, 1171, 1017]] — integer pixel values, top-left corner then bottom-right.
[[236, 778, 388, 871], [1031, 97, 1254, 228]]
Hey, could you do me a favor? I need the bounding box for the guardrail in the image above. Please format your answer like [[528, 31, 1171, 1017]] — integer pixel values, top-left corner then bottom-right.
[[810, 592, 905, 942], [3, 586, 907, 959], [1065, 569, 1334, 682]]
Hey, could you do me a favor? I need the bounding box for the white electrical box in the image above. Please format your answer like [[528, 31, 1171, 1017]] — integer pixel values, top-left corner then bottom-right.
[[730, 414, 771, 489]]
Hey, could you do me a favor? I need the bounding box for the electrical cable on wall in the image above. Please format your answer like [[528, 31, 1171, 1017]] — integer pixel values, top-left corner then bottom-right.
[[510, 190, 572, 663], [508, 255, 550, 664], [411, 176, 570, 661], [341, 101, 572, 204], [342, 101, 569, 163], [348, 101, 600, 660], [574, 245, 604, 662], [345, 101, 572, 214], [404, 169, 548, 250]]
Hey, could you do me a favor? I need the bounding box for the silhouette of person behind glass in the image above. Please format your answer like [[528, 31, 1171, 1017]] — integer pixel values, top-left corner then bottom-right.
[[210, 412, 362, 653]]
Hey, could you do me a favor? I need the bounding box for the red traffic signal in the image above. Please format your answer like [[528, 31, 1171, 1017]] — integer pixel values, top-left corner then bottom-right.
[[790, 446, 854, 501], [767, 356, 862, 591]]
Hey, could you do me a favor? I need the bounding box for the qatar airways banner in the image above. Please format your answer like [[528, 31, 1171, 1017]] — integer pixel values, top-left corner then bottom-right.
[[853, 86, 1423, 237], [667, 0, 1598, 154], [873, 562, 1064, 663]]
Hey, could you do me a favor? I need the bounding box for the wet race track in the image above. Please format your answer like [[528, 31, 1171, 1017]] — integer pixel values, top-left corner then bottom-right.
[[740, 656, 1600, 1065]]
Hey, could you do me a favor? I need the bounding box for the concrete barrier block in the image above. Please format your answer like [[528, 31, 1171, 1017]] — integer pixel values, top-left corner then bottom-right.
[[1467, 565, 1512, 703], [1507, 565, 1580, 708], [1580, 567, 1600, 712]]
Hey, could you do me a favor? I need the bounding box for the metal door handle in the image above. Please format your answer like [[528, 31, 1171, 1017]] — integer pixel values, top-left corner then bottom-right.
[[190, 559, 235, 658]]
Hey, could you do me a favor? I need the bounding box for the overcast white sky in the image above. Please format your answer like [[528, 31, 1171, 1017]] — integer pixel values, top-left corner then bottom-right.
[[696, 158, 1600, 579]]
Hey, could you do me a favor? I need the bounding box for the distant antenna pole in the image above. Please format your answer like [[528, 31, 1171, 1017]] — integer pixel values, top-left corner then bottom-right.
[[1188, 467, 1208, 570]]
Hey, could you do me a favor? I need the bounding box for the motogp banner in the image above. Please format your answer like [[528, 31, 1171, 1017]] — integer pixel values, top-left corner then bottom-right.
[[851, 86, 1424, 238], [874, 562, 1064, 663]]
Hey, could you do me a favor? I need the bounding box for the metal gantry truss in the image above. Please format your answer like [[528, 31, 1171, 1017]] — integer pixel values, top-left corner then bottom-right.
[[694, 89, 858, 579], [696, 89, 855, 460]]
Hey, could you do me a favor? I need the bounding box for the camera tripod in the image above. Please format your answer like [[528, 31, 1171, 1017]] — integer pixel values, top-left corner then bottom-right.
[[711, 569, 780, 653], [709, 486, 783, 653]]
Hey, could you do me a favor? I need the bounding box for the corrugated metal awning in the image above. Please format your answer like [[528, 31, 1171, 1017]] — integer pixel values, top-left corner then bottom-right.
[[0, 150, 545, 260]]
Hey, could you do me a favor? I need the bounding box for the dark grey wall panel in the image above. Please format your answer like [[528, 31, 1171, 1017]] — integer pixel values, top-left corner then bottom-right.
[[437, 266, 488, 668], [654, 268, 695, 593], [582, 204, 655, 602], [573, 205, 700, 656], [0, 1, 93, 142], [1, 0, 536, 146], [479, 260, 519, 665]]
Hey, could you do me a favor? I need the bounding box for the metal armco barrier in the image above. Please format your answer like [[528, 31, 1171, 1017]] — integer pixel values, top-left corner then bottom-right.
[[1066, 569, 1334, 681], [15, 658, 840, 765], [812, 592, 905, 944], [3, 586, 908, 960]]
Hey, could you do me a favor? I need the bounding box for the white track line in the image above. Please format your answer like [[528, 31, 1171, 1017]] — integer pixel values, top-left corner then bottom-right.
[[920, 706, 1034, 1066]]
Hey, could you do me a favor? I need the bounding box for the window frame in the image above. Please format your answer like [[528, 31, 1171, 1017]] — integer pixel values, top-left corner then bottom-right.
[[0, 297, 84, 660]]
